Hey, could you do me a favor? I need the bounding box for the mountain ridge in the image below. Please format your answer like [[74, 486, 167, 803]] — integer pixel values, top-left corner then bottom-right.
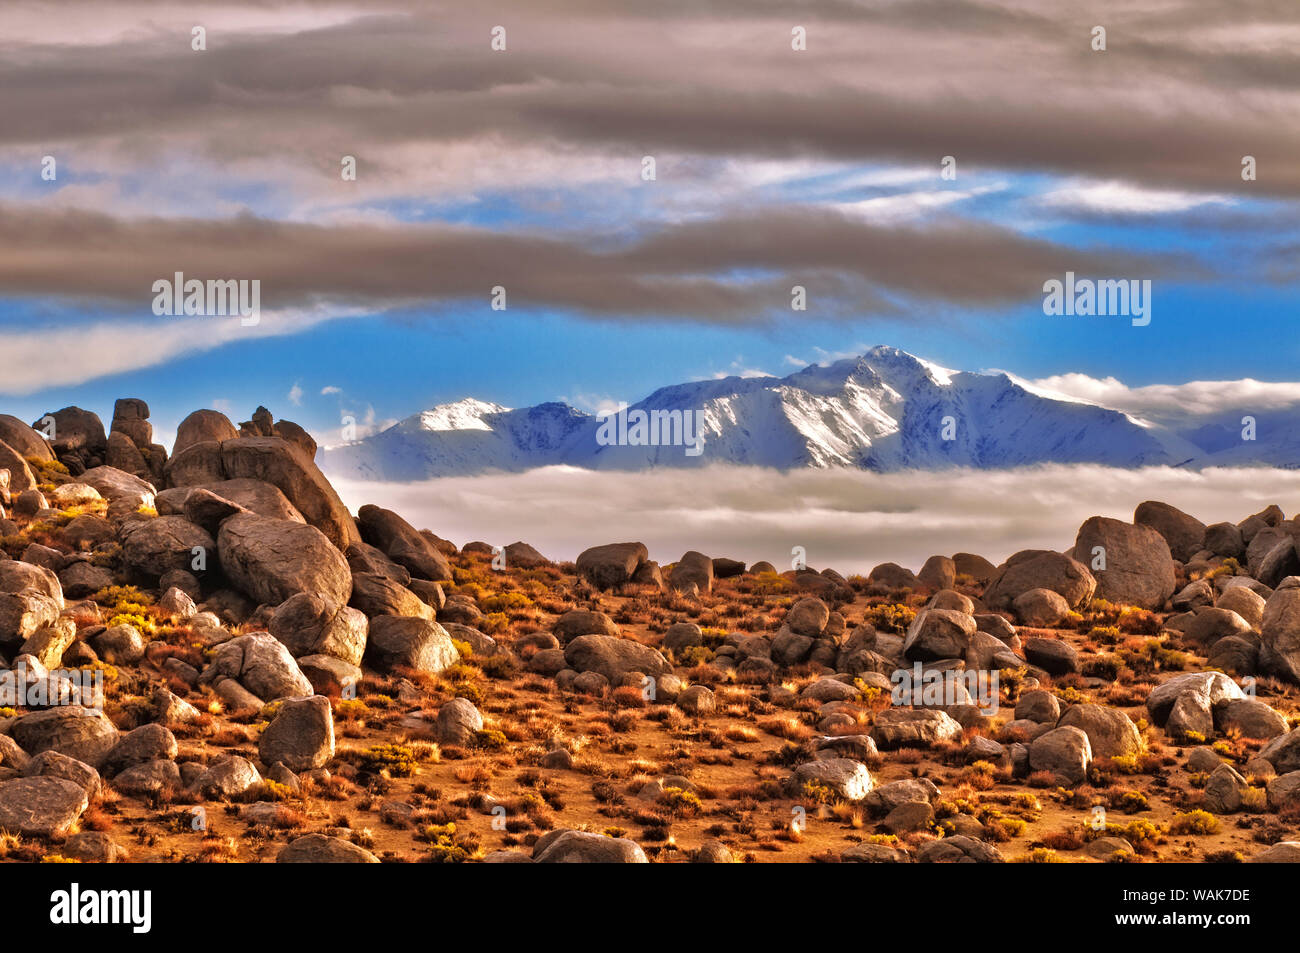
[[319, 346, 1279, 480]]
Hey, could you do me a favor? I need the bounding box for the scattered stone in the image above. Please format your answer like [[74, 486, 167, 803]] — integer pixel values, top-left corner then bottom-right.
[[0, 776, 88, 837], [1057, 704, 1143, 761], [365, 616, 459, 675], [277, 833, 380, 863], [532, 829, 647, 863], [870, 709, 963, 749], [202, 632, 313, 700], [1028, 726, 1092, 784], [1023, 636, 1079, 675], [793, 758, 873, 801], [436, 697, 483, 747], [563, 634, 672, 683], [575, 542, 649, 590]]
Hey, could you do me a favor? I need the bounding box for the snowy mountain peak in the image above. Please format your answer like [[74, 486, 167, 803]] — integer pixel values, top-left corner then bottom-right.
[[412, 398, 509, 432], [318, 346, 1248, 480]]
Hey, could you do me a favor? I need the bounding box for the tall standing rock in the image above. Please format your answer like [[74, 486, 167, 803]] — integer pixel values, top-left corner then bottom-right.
[[108, 398, 167, 485]]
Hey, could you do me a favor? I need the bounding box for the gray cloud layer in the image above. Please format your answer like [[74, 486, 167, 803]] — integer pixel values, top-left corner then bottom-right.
[[2, 0, 1298, 195], [0, 204, 1180, 320]]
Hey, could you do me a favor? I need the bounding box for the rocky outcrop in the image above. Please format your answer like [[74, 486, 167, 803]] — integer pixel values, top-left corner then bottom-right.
[[167, 437, 358, 549]]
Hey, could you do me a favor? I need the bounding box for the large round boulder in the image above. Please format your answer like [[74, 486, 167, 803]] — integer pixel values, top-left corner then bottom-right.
[[902, 609, 975, 662], [0, 414, 55, 462], [348, 572, 433, 621], [532, 829, 647, 863], [1073, 516, 1176, 610], [1260, 579, 1300, 684], [1056, 704, 1143, 761], [277, 833, 379, 863], [793, 758, 874, 801], [1028, 726, 1092, 784], [173, 409, 239, 455], [563, 635, 672, 683], [34, 406, 107, 472], [0, 776, 89, 838], [269, 592, 367, 665], [668, 551, 714, 594], [77, 466, 156, 510], [553, 609, 619, 644], [259, 695, 335, 771], [576, 542, 649, 590], [1134, 501, 1206, 563], [356, 504, 452, 582], [1182, 606, 1253, 649], [0, 440, 37, 493], [218, 513, 351, 606], [120, 516, 214, 579], [203, 633, 314, 701], [220, 438, 359, 549], [10, 706, 119, 768], [365, 616, 459, 675], [1146, 671, 1245, 725], [983, 550, 1095, 611]]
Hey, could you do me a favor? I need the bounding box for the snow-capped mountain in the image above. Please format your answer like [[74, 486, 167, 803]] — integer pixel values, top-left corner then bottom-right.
[[319, 346, 1264, 480]]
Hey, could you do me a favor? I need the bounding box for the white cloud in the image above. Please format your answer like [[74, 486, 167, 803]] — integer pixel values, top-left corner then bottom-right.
[[1005, 370, 1300, 422], [288, 381, 304, 406], [0, 306, 365, 396], [706, 356, 776, 381], [335, 404, 396, 442], [784, 345, 870, 369], [1037, 179, 1234, 215], [330, 463, 1300, 574], [562, 392, 620, 416], [320, 385, 342, 396], [834, 184, 1004, 224]]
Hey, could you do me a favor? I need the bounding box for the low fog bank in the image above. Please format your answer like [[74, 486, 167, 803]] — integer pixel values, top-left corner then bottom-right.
[[330, 464, 1300, 576]]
